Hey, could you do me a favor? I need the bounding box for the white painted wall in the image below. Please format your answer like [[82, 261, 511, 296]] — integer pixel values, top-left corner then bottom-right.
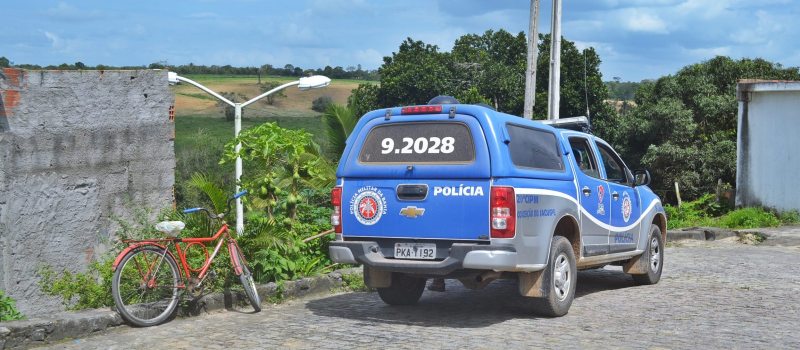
[[736, 81, 800, 212]]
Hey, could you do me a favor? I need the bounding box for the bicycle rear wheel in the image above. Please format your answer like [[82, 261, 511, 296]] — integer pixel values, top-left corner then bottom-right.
[[112, 246, 181, 327], [232, 246, 261, 312]]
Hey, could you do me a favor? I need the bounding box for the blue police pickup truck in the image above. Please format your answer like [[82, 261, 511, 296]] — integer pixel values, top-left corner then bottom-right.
[[328, 99, 666, 316]]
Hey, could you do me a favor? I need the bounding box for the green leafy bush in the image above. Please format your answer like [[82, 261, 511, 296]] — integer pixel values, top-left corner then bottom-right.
[[778, 210, 800, 225], [665, 194, 725, 229], [719, 208, 780, 229], [39, 258, 115, 310], [311, 95, 334, 113], [340, 272, 371, 292], [0, 290, 24, 321]]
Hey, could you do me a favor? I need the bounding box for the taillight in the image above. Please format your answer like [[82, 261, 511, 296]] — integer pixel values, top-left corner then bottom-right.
[[490, 186, 516, 238], [331, 187, 342, 234], [401, 105, 443, 115]]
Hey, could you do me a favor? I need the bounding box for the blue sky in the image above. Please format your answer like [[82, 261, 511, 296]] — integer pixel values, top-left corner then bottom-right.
[[2, 0, 798, 81]]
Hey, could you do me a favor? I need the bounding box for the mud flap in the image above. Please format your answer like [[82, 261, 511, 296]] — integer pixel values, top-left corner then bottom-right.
[[622, 253, 648, 274], [364, 267, 391, 288], [518, 270, 548, 298]]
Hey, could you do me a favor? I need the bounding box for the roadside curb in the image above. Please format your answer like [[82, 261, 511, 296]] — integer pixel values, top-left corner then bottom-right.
[[667, 227, 738, 242], [666, 227, 768, 242], [0, 268, 361, 350]]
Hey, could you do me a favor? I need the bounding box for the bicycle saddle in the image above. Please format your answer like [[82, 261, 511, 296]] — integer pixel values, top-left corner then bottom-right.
[[155, 221, 186, 237]]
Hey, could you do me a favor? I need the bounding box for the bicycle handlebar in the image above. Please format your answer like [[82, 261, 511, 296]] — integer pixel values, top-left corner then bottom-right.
[[181, 191, 248, 220]]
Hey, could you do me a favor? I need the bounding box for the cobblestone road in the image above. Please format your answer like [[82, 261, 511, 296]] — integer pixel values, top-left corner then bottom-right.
[[40, 233, 800, 349]]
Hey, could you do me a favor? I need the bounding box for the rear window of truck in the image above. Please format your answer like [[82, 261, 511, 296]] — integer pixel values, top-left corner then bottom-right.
[[506, 124, 564, 171], [358, 122, 475, 164]]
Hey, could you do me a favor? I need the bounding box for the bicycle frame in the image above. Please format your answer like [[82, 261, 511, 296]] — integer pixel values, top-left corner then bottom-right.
[[112, 223, 248, 291]]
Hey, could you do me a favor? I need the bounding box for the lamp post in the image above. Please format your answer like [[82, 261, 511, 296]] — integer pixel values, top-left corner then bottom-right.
[[168, 72, 331, 235]]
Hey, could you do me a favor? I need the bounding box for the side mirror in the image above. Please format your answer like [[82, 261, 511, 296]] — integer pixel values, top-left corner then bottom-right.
[[634, 169, 651, 187]]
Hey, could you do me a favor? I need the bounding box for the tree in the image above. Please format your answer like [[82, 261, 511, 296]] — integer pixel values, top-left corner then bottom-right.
[[377, 38, 457, 107], [367, 32, 611, 122], [346, 83, 380, 117], [451, 30, 527, 113], [259, 81, 287, 105], [613, 56, 800, 201], [0, 56, 9, 68]]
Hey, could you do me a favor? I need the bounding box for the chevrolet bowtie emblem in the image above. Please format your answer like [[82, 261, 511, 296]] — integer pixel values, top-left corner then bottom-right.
[[399, 206, 426, 218]]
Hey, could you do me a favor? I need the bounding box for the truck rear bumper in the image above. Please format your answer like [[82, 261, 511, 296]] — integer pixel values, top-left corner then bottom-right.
[[329, 241, 544, 275]]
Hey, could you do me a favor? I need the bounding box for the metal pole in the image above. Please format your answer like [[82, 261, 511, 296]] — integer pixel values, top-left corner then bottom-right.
[[234, 104, 244, 235], [524, 0, 540, 120], [547, 0, 562, 120]]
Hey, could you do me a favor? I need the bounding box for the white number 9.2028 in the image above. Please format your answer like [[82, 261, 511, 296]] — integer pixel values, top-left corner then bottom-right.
[[380, 137, 455, 154]]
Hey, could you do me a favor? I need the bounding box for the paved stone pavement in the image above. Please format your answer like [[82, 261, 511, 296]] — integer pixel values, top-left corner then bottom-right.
[[38, 235, 800, 350]]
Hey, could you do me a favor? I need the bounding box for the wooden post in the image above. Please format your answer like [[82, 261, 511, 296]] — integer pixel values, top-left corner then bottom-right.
[[674, 181, 682, 207]]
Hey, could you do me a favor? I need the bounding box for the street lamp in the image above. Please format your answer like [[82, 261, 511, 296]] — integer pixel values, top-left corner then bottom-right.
[[167, 72, 331, 235]]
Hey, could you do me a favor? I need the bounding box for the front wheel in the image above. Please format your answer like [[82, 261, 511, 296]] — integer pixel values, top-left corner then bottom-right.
[[112, 246, 181, 327], [631, 224, 664, 285], [232, 246, 261, 312]]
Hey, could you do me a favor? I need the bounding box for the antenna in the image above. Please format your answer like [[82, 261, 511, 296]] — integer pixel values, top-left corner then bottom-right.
[[583, 49, 591, 121]]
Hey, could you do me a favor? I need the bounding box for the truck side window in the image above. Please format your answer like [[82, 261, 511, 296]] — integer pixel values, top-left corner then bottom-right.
[[506, 124, 564, 171], [568, 137, 600, 178], [597, 143, 632, 185]]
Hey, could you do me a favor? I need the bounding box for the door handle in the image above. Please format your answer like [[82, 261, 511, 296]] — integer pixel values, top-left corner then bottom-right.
[[582, 186, 591, 197], [612, 192, 619, 201]]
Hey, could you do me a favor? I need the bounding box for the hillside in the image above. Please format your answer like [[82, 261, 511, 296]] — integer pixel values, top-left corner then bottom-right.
[[171, 75, 375, 118]]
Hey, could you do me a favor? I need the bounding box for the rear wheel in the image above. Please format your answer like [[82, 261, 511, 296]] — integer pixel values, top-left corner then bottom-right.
[[377, 273, 426, 305], [530, 236, 577, 317], [232, 246, 261, 312], [112, 246, 181, 327]]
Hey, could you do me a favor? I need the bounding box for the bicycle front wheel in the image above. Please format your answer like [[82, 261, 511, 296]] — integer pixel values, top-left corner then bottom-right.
[[232, 246, 261, 312], [112, 246, 181, 327]]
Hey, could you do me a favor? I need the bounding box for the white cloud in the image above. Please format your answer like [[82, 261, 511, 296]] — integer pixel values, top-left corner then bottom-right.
[[621, 9, 668, 33], [730, 10, 784, 45], [353, 48, 384, 67], [43, 31, 62, 49], [682, 45, 732, 59]]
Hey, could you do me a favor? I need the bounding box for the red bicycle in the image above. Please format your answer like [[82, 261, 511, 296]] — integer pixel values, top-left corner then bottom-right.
[[111, 191, 260, 327]]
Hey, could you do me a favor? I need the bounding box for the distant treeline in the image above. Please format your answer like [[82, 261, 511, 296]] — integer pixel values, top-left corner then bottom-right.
[[605, 79, 642, 100], [0, 56, 379, 80]]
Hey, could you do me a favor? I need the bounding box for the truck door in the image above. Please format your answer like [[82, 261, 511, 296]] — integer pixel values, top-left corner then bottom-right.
[[339, 116, 491, 241], [595, 141, 641, 253], [568, 136, 610, 256]]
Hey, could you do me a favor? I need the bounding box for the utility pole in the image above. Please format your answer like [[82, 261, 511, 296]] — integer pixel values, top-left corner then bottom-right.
[[523, 0, 540, 120], [547, 0, 562, 120]]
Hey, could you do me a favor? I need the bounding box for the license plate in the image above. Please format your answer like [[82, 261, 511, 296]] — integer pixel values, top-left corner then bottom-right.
[[394, 243, 436, 260]]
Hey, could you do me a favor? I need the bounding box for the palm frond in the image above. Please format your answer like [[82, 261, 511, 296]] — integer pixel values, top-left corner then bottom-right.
[[187, 173, 228, 213], [323, 104, 358, 157]]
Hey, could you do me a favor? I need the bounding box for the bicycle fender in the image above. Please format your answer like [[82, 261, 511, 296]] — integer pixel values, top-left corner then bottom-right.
[[112, 242, 173, 272]]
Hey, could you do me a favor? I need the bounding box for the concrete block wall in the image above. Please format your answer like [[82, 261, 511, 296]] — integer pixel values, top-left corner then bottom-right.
[[0, 69, 175, 315]]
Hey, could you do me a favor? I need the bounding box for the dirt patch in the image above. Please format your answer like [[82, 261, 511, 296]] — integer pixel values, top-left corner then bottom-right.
[[172, 79, 362, 117], [737, 232, 767, 245]]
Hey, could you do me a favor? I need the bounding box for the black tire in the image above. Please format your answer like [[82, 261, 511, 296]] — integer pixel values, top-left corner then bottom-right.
[[530, 236, 577, 317], [377, 273, 427, 305], [632, 224, 664, 285], [112, 246, 181, 327], [232, 246, 261, 312]]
